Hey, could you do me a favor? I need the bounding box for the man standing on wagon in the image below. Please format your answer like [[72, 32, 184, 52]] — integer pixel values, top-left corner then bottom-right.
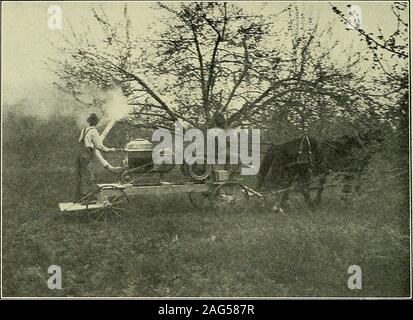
[[75, 113, 123, 202]]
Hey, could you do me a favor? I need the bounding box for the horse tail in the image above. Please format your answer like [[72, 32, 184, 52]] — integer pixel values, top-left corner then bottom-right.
[[256, 146, 275, 190]]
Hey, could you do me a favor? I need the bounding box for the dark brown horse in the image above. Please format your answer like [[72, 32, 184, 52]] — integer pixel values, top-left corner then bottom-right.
[[257, 130, 384, 210], [315, 129, 384, 204], [256, 136, 323, 209]]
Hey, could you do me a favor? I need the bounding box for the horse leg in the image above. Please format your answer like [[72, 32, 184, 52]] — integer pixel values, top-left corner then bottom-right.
[[354, 183, 362, 195], [298, 166, 313, 209], [353, 172, 365, 196], [278, 170, 294, 211], [314, 174, 327, 206], [256, 173, 265, 191], [341, 173, 354, 204], [256, 159, 272, 191]]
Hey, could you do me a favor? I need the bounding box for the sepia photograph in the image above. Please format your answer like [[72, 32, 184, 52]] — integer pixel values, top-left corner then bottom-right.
[[1, 0, 411, 300]]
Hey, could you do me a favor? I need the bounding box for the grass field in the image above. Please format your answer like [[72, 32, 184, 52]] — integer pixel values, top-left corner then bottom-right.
[[2, 156, 410, 297]]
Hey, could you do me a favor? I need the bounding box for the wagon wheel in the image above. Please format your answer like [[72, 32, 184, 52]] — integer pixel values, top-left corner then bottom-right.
[[121, 170, 134, 184], [185, 162, 213, 182], [211, 181, 250, 211], [188, 191, 214, 211], [121, 163, 155, 184], [87, 188, 129, 221]]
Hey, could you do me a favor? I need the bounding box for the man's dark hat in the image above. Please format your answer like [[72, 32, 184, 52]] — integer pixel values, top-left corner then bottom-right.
[[87, 113, 99, 125]]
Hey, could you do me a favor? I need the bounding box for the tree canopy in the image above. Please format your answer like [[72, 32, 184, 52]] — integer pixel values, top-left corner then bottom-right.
[[50, 2, 407, 134]]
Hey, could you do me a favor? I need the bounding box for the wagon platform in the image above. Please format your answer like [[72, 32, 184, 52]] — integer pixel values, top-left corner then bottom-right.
[[58, 179, 262, 219]]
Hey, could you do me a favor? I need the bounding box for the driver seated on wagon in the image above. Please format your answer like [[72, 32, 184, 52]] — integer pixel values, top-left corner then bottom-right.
[[75, 113, 123, 202]]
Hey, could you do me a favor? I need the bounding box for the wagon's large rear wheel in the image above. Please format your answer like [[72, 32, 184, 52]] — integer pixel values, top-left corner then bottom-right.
[[87, 188, 129, 221]]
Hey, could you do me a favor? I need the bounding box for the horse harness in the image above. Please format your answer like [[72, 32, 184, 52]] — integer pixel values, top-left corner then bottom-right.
[[296, 135, 312, 165]]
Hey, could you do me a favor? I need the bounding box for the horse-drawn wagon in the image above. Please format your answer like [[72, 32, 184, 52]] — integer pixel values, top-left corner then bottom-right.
[[58, 137, 262, 220]]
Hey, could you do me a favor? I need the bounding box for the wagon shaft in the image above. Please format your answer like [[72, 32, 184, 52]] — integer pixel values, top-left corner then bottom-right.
[[98, 182, 211, 197]]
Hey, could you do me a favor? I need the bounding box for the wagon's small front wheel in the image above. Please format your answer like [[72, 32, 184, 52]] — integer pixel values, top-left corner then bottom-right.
[[184, 162, 213, 182], [87, 188, 129, 221], [121, 170, 134, 184]]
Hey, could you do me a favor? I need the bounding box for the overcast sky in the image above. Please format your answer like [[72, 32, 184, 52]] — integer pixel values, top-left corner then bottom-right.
[[2, 1, 401, 116]]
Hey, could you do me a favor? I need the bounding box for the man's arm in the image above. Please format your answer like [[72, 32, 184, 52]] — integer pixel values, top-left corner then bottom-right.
[[94, 149, 110, 167], [78, 128, 85, 143], [94, 149, 124, 173], [90, 129, 112, 152]]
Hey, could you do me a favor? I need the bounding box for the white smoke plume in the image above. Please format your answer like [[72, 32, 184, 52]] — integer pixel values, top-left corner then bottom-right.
[[102, 89, 133, 122], [99, 89, 133, 140], [4, 81, 133, 139]]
